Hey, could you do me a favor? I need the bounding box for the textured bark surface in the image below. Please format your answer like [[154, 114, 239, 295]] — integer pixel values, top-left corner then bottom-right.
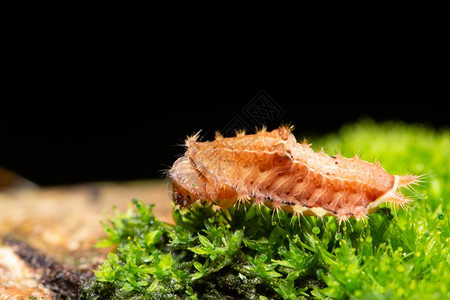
[[0, 180, 172, 298]]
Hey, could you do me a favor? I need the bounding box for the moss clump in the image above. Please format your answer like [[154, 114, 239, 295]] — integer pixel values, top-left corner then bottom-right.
[[81, 120, 450, 299]]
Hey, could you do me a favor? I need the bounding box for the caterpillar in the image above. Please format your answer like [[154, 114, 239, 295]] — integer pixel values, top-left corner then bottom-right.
[[169, 126, 419, 222]]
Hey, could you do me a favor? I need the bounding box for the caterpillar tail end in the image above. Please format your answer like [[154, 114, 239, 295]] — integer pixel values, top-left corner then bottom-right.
[[396, 174, 421, 188]]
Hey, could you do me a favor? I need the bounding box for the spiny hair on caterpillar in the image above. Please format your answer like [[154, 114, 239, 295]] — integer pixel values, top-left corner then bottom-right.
[[185, 124, 294, 143], [171, 198, 382, 233], [169, 126, 421, 223]]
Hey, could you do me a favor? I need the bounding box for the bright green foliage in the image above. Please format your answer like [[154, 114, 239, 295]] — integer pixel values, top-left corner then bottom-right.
[[81, 120, 450, 299], [310, 120, 450, 299]]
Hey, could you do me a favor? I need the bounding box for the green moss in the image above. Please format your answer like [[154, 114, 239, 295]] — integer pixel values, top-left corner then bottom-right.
[[81, 120, 450, 299]]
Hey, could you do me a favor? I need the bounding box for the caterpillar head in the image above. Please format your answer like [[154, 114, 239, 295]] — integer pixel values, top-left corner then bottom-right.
[[169, 156, 204, 207]]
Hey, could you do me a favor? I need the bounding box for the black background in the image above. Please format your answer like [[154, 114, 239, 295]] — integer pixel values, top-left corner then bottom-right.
[[1, 2, 448, 185]]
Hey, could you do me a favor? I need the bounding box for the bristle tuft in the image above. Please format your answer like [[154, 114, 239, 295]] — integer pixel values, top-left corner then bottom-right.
[[301, 138, 311, 146], [256, 125, 267, 134], [215, 131, 223, 140], [353, 206, 369, 221], [235, 129, 246, 137], [280, 123, 295, 132], [185, 131, 201, 147], [396, 174, 421, 188], [385, 192, 412, 207]]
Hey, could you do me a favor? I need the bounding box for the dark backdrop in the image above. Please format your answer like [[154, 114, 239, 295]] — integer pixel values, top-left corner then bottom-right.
[[1, 3, 447, 185]]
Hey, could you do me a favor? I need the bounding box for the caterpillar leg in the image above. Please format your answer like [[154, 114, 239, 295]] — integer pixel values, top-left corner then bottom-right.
[[353, 206, 369, 221]]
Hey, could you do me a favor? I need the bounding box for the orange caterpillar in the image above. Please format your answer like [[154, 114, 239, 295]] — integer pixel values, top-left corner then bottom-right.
[[169, 126, 419, 222]]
